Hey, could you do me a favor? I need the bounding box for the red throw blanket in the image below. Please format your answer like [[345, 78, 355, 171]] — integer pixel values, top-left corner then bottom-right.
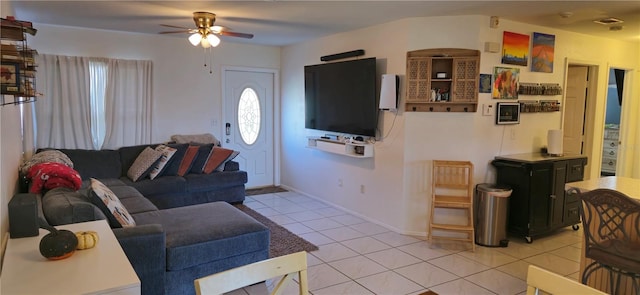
[[27, 162, 82, 193]]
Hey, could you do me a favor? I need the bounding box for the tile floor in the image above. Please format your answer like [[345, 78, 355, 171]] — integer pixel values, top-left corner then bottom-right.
[[231, 191, 584, 295]]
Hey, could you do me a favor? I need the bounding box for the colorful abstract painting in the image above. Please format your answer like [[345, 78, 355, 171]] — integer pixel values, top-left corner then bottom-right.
[[501, 31, 529, 66], [531, 32, 555, 73], [493, 67, 520, 99]]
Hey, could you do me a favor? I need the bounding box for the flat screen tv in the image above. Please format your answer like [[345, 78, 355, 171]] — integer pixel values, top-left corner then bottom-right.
[[304, 57, 378, 137]]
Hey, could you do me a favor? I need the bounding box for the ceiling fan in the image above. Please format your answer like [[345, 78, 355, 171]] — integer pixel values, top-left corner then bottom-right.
[[159, 11, 254, 48]]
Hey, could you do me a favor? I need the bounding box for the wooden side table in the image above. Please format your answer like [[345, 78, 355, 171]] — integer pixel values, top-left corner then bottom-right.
[[1, 220, 140, 295]]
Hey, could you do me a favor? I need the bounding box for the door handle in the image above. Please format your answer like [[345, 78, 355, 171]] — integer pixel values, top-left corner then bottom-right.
[[225, 123, 231, 136]]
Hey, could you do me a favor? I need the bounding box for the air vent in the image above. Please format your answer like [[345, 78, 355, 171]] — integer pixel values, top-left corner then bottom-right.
[[593, 17, 624, 25]]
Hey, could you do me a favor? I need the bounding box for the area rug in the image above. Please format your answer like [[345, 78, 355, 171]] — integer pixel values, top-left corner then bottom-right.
[[234, 204, 318, 258], [245, 186, 288, 196]]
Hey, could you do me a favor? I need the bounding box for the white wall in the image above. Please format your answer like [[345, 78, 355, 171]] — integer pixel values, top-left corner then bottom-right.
[[27, 24, 281, 144], [281, 15, 640, 234]]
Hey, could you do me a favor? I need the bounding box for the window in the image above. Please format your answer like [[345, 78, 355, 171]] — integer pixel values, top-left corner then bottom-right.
[[237, 87, 260, 145], [89, 61, 107, 149]]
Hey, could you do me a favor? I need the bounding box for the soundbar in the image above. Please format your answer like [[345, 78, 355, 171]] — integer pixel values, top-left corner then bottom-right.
[[320, 49, 365, 62]]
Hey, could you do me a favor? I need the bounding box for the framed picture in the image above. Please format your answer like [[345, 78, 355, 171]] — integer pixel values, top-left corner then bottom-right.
[[496, 102, 520, 125], [479, 74, 491, 93], [531, 32, 555, 73], [501, 31, 529, 66], [1, 62, 20, 93], [492, 67, 519, 99]]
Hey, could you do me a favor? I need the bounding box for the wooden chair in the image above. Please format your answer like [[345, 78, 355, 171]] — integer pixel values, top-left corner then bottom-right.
[[429, 160, 475, 251], [526, 265, 607, 295], [194, 251, 309, 295], [578, 188, 640, 295]]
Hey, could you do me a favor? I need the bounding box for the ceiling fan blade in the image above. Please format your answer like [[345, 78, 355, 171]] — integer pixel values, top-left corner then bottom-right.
[[160, 24, 192, 30], [219, 31, 254, 39], [158, 30, 193, 34]]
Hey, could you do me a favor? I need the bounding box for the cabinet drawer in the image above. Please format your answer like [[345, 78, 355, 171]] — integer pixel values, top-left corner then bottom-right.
[[604, 139, 618, 149], [566, 159, 586, 182], [603, 147, 617, 158], [602, 158, 617, 171], [564, 201, 581, 225], [604, 128, 619, 140], [565, 189, 580, 203]]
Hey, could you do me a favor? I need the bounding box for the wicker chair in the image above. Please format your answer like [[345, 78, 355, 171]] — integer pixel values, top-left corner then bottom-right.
[[578, 188, 640, 295]]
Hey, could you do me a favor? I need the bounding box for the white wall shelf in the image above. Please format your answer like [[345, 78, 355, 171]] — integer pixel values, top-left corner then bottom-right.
[[307, 137, 374, 158]]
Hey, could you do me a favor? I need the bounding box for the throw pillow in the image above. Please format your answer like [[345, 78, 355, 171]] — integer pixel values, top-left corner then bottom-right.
[[177, 145, 199, 176], [87, 178, 136, 228], [149, 144, 177, 180], [189, 143, 214, 174], [202, 147, 240, 174], [127, 147, 163, 182], [160, 143, 189, 176]]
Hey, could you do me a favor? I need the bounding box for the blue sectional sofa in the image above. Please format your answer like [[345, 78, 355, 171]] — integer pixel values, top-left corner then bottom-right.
[[18, 144, 270, 295]]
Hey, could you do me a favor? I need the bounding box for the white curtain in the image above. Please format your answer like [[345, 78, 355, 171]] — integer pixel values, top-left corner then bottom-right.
[[101, 59, 152, 149], [34, 55, 152, 150], [35, 54, 94, 149]]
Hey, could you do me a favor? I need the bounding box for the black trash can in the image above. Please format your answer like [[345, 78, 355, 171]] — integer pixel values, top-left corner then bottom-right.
[[475, 183, 512, 247]]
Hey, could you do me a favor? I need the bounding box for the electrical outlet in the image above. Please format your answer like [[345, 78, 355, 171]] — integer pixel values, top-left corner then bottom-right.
[[483, 104, 493, 116]]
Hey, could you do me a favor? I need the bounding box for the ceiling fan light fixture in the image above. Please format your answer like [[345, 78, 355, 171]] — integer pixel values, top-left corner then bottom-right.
[[188, 33, 202, 46], [200, 37, 212, 48], [206, 34, 221, 47]]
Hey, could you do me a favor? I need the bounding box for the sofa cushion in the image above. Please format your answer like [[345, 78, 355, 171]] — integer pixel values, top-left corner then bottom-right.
[[184, 172, 248, 192], [132, 201, 269, 271], [108, 185, 158, 214], [127, 147, 163, 182], [203, 147, 239, 174], [80, 178, 128, 189], [177, 145, 199, 176], [189, 144, 214, 174], [88, 178, 136, 228], [121, 175, 188, 197], [149, 145, 177, 180], [42, 187, 106, 226], [57, 149, 122, 180], [118, 145, 149, 177], [160, 143, 189, 176]]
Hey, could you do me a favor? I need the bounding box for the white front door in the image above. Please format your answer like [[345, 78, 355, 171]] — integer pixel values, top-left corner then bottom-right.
[[563, 66, 588, 155], [223, 69, 275, 188]]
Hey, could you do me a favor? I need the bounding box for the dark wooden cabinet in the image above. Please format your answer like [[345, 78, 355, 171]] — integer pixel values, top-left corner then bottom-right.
[[492, 153, 587, 243]]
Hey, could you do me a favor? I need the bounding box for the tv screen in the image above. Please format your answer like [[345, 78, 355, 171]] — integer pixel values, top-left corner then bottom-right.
[[304, 57, 378, 137]]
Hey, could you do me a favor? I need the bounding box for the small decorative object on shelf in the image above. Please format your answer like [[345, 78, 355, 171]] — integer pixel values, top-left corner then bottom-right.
[[38, 219, 78, 260], [520, 100, 561, 113], [1, 16, 38, 106], [518, 83, 562, 95], [75, 231, 99, 250]]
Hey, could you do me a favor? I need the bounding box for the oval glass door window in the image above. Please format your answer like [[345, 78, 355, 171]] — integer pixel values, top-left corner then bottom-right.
[[237, 87, 261, 145]]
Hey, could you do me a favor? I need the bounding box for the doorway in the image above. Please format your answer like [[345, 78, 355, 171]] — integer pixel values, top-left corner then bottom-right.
[[562, 61, 599, 179], [222, 67, 279, 188], [601, 68, 624, 176]]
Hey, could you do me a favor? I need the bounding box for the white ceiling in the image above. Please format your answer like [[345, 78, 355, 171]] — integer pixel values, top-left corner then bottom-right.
[[10, 1, 640, 46]]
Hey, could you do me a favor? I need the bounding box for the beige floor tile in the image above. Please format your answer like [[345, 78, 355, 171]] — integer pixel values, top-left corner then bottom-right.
[[430, 279, 495, 295], [549, 245, 581, 263], [311, 281, 374, 295], [340, 236, 392, 254], [313, 242, 359, 263], [466, 269, 527, 294], [524, 253, 580, 276], [428, 254, 491, 277], [495, 260, 531, 281], [395, 262, 459, 288], [329, 256, 387, 279], [355, 271, 423, 295], [458, 246, 519, 267], [306, 263, 351, 291], [365, 248, 422, 269]]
